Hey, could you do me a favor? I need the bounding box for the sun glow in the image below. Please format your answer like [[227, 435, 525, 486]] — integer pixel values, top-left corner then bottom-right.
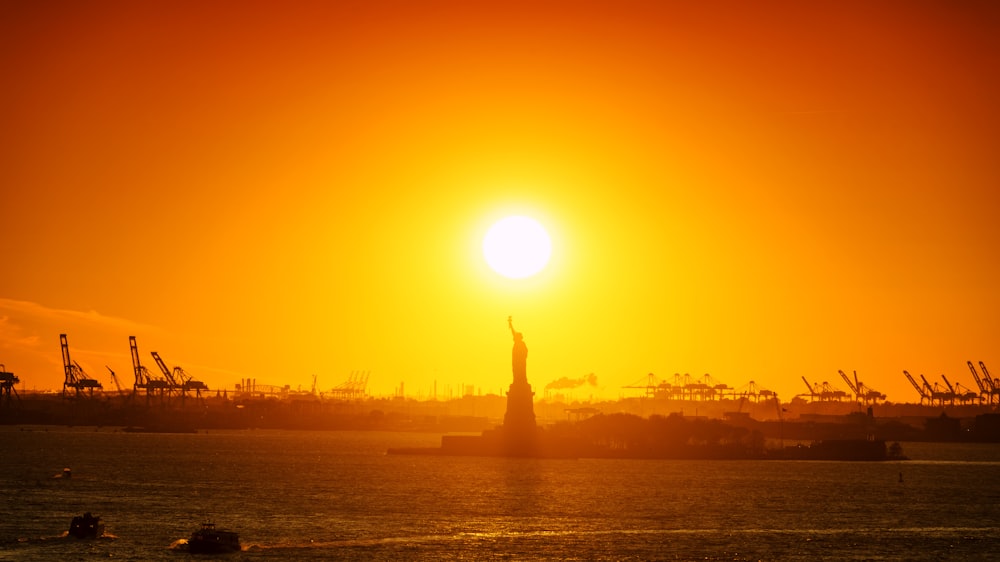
[[483, 216, 552, 279]]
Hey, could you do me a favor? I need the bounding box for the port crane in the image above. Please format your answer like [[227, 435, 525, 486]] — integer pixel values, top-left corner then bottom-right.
[[940, 374, 957, 403], [970, 361, 999, 404], [697, 373, 731, 401], [150, 351, 180, 395], [622, 373, 660, 399], [903, 370, 930, 404], [967, 361, 992, 405], [856, 375, 886, 404], [982, 361, 1000, 403], [620, 373, 759, 403], [838, 370, 858, 398], [668, 373, 728, 401], [838, 370, 886, 405], [173, 365, 209, 397], [106, 366, 124, 395], [800, 376, 847, 402], [683, 374, 709, 400], [131, 336, 161, 397], [953, 381, 979, 404], [821, 380, 849, 401], [329, 371, 369, 400], [918, 374, 940, 405], [939, 374, 977, 405], [979, 361, 1000, 401], [801, 376, 818, 401], [0, 364, 20, 405], [59, 334, 103, 396], [150, 351, 208, 398], [752, 380, 777, 402], [919, 373, 953, 406], [663, 373, 690, 400]]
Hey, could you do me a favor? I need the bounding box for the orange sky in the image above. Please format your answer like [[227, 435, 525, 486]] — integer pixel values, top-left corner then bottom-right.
[[2, 1, 998, 402]]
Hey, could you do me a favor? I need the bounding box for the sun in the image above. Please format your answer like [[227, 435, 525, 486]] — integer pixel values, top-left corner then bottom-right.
[[483, 215, 552, 279]]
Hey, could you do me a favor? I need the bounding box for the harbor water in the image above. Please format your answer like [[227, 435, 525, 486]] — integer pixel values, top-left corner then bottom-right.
[[1, 426, 999, 560]]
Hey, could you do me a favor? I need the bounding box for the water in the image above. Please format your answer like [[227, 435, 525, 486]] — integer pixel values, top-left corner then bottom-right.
[[1, 427, 999, 560]]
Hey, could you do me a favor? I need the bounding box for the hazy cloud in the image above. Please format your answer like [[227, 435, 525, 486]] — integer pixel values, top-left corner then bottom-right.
[[0, 315, 39, 344], [0, 298, 155, 334], [0, 298, 162, 381]]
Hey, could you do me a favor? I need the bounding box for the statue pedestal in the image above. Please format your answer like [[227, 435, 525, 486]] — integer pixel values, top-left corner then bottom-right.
[[502, 380, 537, 452]]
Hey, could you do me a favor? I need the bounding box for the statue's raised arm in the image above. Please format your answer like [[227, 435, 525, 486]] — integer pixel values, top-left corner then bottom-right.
[[508, 316, 515, 337]]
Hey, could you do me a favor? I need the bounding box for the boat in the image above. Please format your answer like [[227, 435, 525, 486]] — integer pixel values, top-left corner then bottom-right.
[[68, 512, 104, 538], [188, 522, 241, 554]]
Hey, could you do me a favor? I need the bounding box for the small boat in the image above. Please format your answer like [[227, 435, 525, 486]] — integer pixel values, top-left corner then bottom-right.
[[188, 522, 240, 554], [68, 512, 104, 538]]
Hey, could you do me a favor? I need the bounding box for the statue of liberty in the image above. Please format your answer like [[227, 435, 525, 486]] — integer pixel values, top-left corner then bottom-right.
[[503, 316, 536, 437], [508, 316, 527, 385]]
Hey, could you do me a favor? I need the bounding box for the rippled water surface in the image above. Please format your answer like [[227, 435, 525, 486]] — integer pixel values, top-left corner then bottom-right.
[[1, 427, 999, 560]]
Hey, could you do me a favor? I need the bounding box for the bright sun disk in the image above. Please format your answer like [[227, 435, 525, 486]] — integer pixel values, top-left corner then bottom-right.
[[483, 216, 551, 279]]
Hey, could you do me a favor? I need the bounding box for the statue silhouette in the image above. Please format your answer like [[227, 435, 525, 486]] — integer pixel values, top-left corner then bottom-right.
[[503, 316, 536, 440], [509, 316, 527, 384]]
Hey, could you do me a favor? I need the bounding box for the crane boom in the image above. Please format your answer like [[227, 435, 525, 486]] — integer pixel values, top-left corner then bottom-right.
[[801, 376, 815, 395], [173, 366, 190, 384], [147, 352, 207, 397], [903, 370, 927, 403], [941, 374, 956, 394], [60, 333, 73, 387], [150, 352, 178, 387], [853, 371, 876, 401], [953, 382, 979, 403], [981, 361, 999, 405], [106, 366, 123, 393], [130, 336, 146, 385], [968, 361, 988, 393], [838, 370, 859, 401], [981, 361, 997, 392], [918, 373, 943, 405], [919, 373, 933, 393]]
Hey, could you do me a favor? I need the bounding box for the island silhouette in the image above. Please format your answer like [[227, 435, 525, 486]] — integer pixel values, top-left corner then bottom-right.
[[384, 318, 918, 460], [388, 317, 573, 457]]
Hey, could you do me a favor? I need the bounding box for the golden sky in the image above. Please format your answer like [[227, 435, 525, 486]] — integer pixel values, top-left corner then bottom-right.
[[2, 0, 998, 402]]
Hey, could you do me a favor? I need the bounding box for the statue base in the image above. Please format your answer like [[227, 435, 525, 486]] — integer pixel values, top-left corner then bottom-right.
[[503, 379, 536, 437], [389, 380, 578, 458]]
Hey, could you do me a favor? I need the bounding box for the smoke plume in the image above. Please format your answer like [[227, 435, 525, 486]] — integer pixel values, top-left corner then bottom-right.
[[545, 373, 598, 391]]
